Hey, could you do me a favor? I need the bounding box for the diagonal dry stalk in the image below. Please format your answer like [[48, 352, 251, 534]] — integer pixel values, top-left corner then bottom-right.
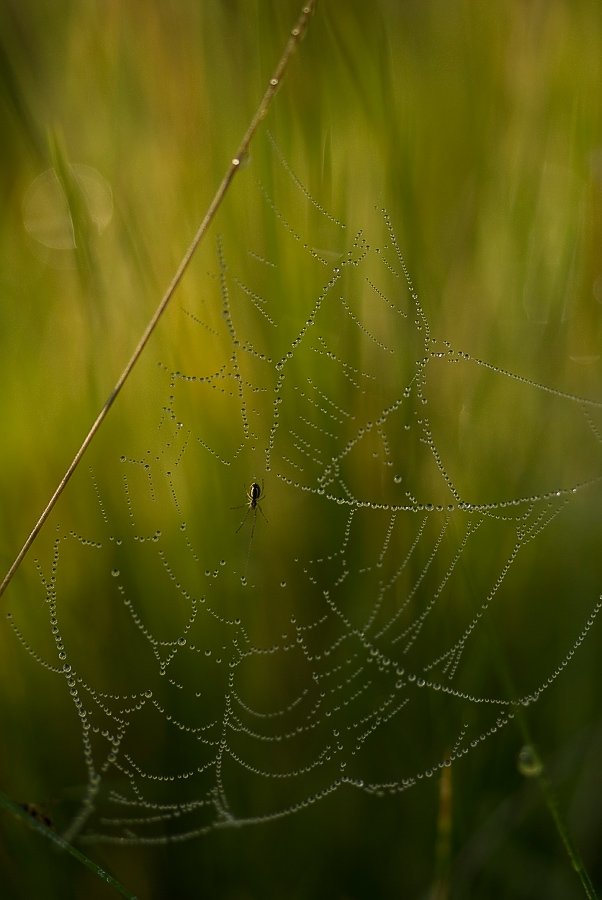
[[0, 1, 318, 600]]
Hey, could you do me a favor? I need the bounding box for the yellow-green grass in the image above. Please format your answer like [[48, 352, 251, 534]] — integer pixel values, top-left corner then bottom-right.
[[1, 2, 601, 898]]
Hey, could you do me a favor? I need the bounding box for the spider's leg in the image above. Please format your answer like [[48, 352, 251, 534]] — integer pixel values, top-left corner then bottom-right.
[[257, 503, 269, 524], [235, 507, 250, 533]]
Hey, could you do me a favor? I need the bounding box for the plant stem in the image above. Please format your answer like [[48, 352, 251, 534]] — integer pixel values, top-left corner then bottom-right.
[[0, 0, 317, 601], [524, 744, 598, 900], [0, 789, 138, 899]]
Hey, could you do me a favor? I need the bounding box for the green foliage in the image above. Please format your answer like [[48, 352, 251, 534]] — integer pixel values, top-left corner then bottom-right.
[[1, 1, 601, 898]]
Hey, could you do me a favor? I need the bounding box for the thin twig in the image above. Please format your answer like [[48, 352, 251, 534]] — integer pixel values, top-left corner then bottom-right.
[[0, 1, 317, 600]]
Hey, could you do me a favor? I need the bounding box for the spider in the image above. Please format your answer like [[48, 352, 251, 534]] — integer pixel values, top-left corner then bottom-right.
[[235, 481, 267, 534]]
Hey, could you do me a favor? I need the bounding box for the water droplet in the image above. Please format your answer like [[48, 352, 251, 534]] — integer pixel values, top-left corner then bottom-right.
[[517, 745, 543, 778]]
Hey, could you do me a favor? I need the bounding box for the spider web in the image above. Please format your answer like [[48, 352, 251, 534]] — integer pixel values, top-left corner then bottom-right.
[[5, 138, 602, 846]]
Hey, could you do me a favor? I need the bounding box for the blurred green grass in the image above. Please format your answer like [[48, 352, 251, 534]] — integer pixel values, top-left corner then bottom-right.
[[1, 1, 602, 898]]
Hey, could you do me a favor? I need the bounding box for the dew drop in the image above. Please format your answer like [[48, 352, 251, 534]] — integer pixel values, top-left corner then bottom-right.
[[517, 744, 543, 778]]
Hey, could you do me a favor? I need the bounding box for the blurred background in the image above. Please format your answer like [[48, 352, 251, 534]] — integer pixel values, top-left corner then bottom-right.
[[1, 1, 602, 898]]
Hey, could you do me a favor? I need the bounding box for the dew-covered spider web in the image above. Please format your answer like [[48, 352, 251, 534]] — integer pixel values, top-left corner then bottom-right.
[[6, 137, 602, 847]]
